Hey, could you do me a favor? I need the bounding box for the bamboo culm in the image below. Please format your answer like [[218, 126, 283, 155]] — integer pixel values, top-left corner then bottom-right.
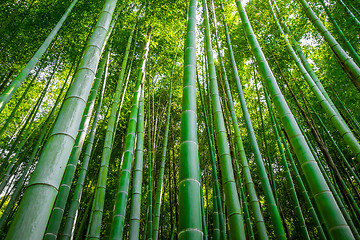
[[296, 0, 360, 92], [86, 18, 135, 239], [44, 49, 110, 240], [152, 42, 178, 240], [5, 0, 119, 238], [178, 0, 203, 238], [269, 0, 360, 164], [202, 0, 246, 238], [127, 87, 145, 239], [0, 0, 79, 113], [108, 27, 151, 240]]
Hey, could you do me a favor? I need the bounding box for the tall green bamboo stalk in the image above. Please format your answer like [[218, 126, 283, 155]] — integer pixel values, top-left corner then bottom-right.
[[263, 86, 310, 239], [337, 0, 360, 27], [218, 1, 286, 238], [273, 113, 328, 239], [0, 0, 79, 113], [128, 87, 145, 239], [44, 49, 110, 240], [296, 0, 360, 92], [270, 0, 360, 165], [235, 0, 355, 238], [217, 1, 270, 238], [332, 89, 360, 134], [0, 52, 62, 185], [60, 76, 107, 240], [212, 190, 220, 240], [0, 57, 47, 138], [200, 177, 208, 240], [0, 56, 59, 194], [319, 0, 360, 66], [202, 0, 245, 238], [311, 105, 360, 188], [272, 0, 341, 123], [178, 0, 203, 238], [0, 60, 71, 232], [4, 0, 119, 238], [281, 73, 360, 219], [299, 125, 360, 240], [85, 19, 135, 240], [197, 73, 226, 240], [108, 27, 151, 240], [147, 80, 153, 240]]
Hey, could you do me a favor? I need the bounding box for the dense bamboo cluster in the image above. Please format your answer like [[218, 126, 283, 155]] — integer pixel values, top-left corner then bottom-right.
[[0, 0, 359, 239]]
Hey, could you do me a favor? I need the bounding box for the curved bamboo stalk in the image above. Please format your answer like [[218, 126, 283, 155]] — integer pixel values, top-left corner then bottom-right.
[[272, 0, 343, 125], [319, 0, 360, 66], [203, 53, 227, 238], [274, 115, 328, 239], [60, 72, 107, 240], [296, 0, 360, 92], [0, 58, 47, 139], [0, 60, 72, 232], [337, 0, 360, 27], [197, 74, 226, 240], [281, 72, 360, 218], [217, 1, 270, 238], [0, 0, 79, 113], [299, 125, 360, 240], [147, 79, 153, 240], [263, 86, 310, 239], [332, 89, 360, 134], [0, 56, 59, 194], [269, 0, 360, 164], [234, 0, 355, 238], [311, 105, 360, 188]]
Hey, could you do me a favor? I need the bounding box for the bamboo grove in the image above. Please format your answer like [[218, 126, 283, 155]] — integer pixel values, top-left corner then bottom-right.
[[0, 0, 359, 238]]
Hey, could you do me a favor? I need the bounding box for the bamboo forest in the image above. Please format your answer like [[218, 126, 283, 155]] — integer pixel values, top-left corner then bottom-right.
[[1, 0, 360, 239]]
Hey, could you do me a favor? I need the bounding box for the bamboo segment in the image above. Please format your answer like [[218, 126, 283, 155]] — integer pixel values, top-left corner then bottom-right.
[[319, 0, 360, 66], [219, 0, 283, 238], [337, 0, 360, 27], [152, 45, 178, 240], [263, 87, 310, 239], [270, 0, 360, 164], [0, 62, 72, 232], [197, 73, 226, 240]]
